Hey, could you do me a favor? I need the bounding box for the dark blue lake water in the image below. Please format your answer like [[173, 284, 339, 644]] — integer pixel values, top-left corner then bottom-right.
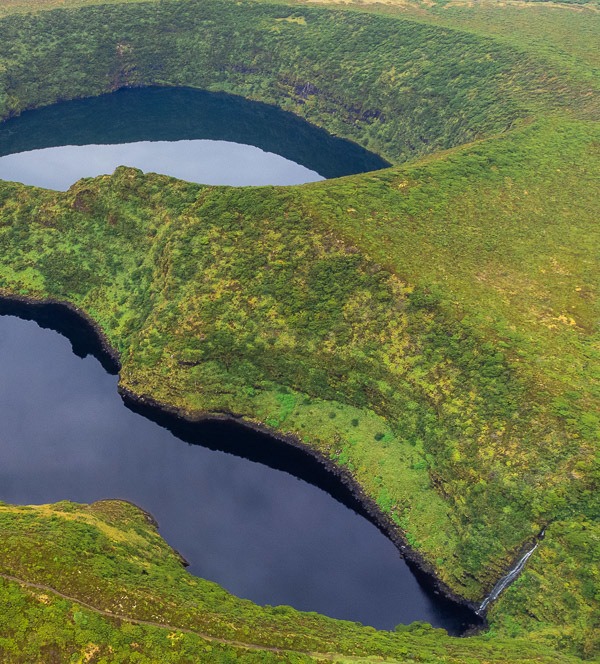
[[0, 86, 388, 189], [0, 87, 476, 633]]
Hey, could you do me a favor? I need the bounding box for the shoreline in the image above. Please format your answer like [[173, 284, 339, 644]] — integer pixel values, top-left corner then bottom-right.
[[0, 290, 483, 631], [0, 291, 121, 373], [118, 385, 484, 622]]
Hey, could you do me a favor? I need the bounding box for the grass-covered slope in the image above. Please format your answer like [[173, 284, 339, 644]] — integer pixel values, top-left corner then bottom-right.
[[0, 499, 584, 663], [0, 0, 598, 660]]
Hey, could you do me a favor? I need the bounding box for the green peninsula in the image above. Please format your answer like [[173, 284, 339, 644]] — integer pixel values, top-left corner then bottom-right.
[[0, 0, 598, 660]]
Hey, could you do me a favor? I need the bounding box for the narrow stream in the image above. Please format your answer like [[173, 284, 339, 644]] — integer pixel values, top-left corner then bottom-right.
[[478, 536, 542, 615]]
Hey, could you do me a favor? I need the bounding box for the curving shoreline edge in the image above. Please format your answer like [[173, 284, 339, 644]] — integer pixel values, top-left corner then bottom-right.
[[0, 290, 486, 630]]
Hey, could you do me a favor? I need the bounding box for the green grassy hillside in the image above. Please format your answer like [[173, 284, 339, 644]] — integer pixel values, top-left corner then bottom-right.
[[0, 0, 598, 661]]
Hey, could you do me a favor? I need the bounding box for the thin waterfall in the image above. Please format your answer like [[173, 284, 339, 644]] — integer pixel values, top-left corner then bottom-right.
[[477, 530, 545, 615]]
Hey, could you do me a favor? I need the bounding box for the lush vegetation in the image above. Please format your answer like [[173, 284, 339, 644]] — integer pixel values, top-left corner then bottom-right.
[[0, 0, 597, 661], [0, 499, 584, 662]]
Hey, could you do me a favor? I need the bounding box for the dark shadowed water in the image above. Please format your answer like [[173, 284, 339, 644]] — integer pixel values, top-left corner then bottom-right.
[[0, 87, 389, 189], [0, 87, 478, 633]]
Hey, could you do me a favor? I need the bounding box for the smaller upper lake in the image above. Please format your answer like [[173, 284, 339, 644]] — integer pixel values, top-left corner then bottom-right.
[[0, 87, 389, 190]]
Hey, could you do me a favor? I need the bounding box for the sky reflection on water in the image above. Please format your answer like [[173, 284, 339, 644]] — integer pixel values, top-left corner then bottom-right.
[[0, 139, 322, 190]]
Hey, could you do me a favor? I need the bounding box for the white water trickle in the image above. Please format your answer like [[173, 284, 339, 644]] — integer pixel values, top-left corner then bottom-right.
[[477, 538, 541, 615]]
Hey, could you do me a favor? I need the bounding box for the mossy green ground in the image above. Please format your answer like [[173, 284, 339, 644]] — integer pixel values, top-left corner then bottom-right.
[[0, 0, 598, 661]]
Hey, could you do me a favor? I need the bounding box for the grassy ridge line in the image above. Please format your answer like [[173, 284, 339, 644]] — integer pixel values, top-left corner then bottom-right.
[[428, 3, 600, 76], [0, 0, 149, 17], [291, 0, 600, 87], [0, 499, 582, 663], [0, 574, 306, 657], [2, 0, 600, 81], [308, 117, 600, 417]]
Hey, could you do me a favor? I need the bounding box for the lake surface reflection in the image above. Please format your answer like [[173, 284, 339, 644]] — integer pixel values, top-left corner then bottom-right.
[[0, 86, 389, 189], [0, 140, 322, 190]]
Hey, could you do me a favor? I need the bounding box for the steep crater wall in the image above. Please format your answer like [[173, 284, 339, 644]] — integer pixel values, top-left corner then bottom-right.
[[0, 0, 550, 164]]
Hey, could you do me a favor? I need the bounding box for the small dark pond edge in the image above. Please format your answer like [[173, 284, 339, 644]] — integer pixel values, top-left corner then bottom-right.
[[0, 291, 484, 633]]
